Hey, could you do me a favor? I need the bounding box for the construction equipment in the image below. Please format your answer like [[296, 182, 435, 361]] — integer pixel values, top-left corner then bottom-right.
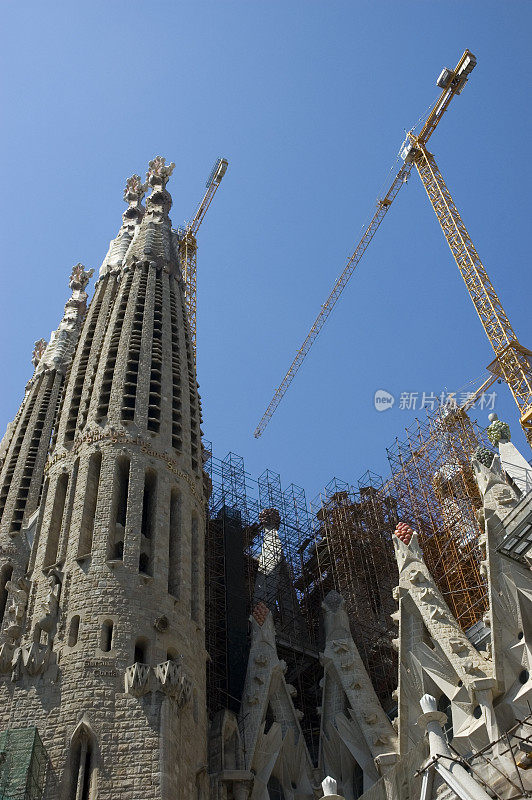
[[178, 157, 228, 359], [254, 50, 532, 442]]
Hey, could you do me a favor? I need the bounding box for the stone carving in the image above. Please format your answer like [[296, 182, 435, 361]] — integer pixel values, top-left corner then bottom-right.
[[69, 263, 94, 292], [4, 577, 30, 640], [259, 507, 281, 530], [322, 590, 351, 641], [147, 156, 175, 188], [32, 338, 47, 368], [486, 413, 511, 446], [33, 574, 61, 645], [124, 662, 152, 697], [153, 660, 192, 709], [153, 614, 169, 632], [123, 174, 148, 205]]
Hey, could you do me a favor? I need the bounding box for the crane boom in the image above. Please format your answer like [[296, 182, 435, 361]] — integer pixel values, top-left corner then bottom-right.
[[253, 162, 412, 438], [409, 142, 532, 437], [179, 157, 228, 359], [254, 50, 476, 438]]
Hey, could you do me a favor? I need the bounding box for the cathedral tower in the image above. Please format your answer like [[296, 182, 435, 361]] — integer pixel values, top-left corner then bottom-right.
[[0, 159, 207, 799]]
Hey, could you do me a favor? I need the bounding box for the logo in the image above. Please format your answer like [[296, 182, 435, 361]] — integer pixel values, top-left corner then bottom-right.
[[374, 389, 395, 412]]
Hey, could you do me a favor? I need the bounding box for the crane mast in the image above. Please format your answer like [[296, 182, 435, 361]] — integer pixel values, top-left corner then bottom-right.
[[179, 157, 228, 359], [406, 140, 532, 438], [254, 49, 532, 441]]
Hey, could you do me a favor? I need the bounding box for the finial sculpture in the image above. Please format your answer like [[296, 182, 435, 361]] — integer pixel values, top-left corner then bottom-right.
[[394, 522, 413, 545], [259, 508, 281, 530], [487, 413, 511, 446], [32, 338, 47, 368], [69, 263, 94, 293], [146, 156, 175, 189], [123, 174, 147, 205]]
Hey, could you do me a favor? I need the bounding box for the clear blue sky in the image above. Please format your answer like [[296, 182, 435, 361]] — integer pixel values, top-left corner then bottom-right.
[[1, 1, 530, 502]]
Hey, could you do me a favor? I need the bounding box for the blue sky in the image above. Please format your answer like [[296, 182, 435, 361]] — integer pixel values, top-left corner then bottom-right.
[[1, 1, 530, 501]]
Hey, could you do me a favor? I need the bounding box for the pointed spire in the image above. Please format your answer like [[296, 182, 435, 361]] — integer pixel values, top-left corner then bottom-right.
[[124, 157, 179, 272], [33, 264, 94, 378], [99, 174, 147, 277]]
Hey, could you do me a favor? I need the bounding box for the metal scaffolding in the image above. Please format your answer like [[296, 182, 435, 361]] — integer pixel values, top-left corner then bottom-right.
[[203, 443, 321, 761], [299, 473, 399, 712], [386, 407, 492, 631]]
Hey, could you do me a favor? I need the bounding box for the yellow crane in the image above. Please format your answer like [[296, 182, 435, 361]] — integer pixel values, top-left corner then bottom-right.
[[254, 50, 532, 442], [179, 157, 228, 359]]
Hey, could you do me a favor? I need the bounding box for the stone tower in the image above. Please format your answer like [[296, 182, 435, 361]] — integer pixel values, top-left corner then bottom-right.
[[0, 263, 92, 597], [0, 158, 207, 799]]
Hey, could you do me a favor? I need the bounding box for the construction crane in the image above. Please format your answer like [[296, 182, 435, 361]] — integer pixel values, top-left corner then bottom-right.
[[179, 157, 228, 359], [254, 50, 532, 442]]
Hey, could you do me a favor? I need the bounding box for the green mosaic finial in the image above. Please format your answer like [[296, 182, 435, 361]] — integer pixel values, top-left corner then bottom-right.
[[473, 446, 495, 468], [487, 413, 511, 446]]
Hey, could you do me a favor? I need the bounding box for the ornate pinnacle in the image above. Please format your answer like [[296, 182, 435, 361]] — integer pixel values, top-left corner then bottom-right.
[[123, 174, 147, 206], [69, 264, 94, 293], [259, 508, 281, 530], [146, 156, 175, 189], [487, 412, 511, 445], [32, 339, 47, 368]]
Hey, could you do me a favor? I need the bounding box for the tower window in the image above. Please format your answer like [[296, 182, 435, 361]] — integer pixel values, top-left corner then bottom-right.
[[134, 638, 148, 664], [79, 452, 102, 558], [68, 729, 96, 800], [168, 489, 180, 597], [44, 472, 69, 567], [0, 564, 13, 623], [100, 620, 113, 653], [68, 615, 80, 647], [109, 457, 129, 560]]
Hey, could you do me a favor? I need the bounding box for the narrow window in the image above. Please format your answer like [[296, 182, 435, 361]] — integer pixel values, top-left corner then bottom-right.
[[134, 638, 148, 664], [168, 490, 180, 597], [191, 514, 199, 622], [44, 472, 68, 567], [0, 564, 14, 622], [353, 762, 364, 799], [68, 615, 80, 647], [68, 730, 95, 800], [139, 471, 156, 576], [167, 648, 179, 662], [109, 457, 129, 560], [79, 452, 102, 557], [101, 620, 113, 652]]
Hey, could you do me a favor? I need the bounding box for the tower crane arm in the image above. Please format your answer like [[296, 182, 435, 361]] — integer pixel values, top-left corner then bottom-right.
[[253, 161, 413, 438], [179, 158, 228, 360]]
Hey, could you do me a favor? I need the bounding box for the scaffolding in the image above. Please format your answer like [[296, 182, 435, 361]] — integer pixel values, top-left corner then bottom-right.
[[0, 728, 52, 800], [204, 444, 321, 762], [299, 472, 399, 712], [386, 406, 492, 631]]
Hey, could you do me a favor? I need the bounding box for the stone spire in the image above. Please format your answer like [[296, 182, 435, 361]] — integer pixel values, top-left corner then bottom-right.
[[0, 159, 208, 799], [99, 174, 147, 277], [0, 264, 92, 543], [33, 263, 93, 377], [124, 156, 180, 273]]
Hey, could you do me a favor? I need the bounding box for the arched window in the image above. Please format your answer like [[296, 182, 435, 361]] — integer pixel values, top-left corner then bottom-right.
[[68, 615, 80, 647], [0, 564, 13, 623], [168, 489, 180, 597], [100, 620, 113, 653], [134, 638, 148, 664], [68, 726, 97, 800], [191, 514, 199, 622], [44, 472, 69, 567]]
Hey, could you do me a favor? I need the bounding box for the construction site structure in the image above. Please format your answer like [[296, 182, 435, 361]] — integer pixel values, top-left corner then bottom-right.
[[386, 405, 491, 631], [177, 157, 228, 359], [300, 474, 399, 713], [203, 443, 323, 762], [255, 49, 532, 443]]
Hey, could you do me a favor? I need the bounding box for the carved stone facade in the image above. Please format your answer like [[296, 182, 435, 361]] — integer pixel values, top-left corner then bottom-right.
[[0, 160, 207, 800]]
